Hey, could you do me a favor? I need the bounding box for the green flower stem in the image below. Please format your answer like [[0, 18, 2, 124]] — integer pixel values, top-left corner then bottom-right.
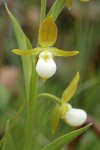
[[24, 58, 38, 150], [24, 0, 46, 148], [40, 0, 46, 23], [37, 93, 62, 104]]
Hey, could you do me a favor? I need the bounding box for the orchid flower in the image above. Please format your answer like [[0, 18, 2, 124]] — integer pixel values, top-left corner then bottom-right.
[[51, 72, 87, 133], [12, 16, 79, 79]]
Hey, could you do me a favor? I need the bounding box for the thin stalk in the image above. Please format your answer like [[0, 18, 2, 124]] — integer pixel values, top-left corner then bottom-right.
[[24, 0, 47, 149], [40, 0, 46, 23], [24, 58, 38, 150], [37, 93, 62, 104]]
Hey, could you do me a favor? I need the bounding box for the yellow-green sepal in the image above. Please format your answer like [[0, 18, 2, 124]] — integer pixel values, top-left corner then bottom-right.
[[51, 104, 69, 133], [51, 104, 62, 133], [66, 0, 72, 10], [49, 47, 79, 57], [61, 72, 80, 103], [38, 16, 57, 48], [12, 47, 43, 56]]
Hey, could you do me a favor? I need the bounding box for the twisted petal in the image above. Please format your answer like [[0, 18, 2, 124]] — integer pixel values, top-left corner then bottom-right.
[[38, 16, 57, 48], [49, 47, 79, 57], [62, 72, 80, 103], [12, 47, 43, 56]]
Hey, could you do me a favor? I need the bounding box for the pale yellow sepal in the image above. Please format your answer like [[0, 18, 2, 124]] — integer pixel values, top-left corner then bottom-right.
[[38, 16, 57, 48], [62, 72, 80, 103], [12, 47, 43, 56], [49, 48, 79, 57], [67, 0, 72, 10]]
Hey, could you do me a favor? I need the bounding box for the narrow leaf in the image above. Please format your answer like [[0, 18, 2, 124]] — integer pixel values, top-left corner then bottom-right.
[[40, 0, 46, 23], [12, 48, 43, 56], [62, 72, 80, 102], [0, 101, 25, 146], [38, 16, 57, 47], [41, 124, 92, 150], [49, 48, 79, 57], [5, 4, 33, 100], [47, 0, 66, 21], [1, 121, 15, 150]]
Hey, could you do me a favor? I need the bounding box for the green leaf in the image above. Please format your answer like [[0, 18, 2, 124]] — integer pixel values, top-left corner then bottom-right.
[[1, 121, 15, 150], [5, 4, 33, 101], [0, 101, 25, 146], [40, 0, 46, 23], [62, 72, 80, 103], [41, 124, 92, 150], [47, 0, 66, 21]]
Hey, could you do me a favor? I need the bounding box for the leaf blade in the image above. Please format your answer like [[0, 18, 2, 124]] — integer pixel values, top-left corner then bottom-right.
[[1, 121, 15, 150], [47, 0, 66, 21], [41, 124, 92, 150], [5, 4, 33, 100]]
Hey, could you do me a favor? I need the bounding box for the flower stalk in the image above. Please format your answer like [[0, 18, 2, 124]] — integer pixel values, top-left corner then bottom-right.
[[24, 1, 46, 149]]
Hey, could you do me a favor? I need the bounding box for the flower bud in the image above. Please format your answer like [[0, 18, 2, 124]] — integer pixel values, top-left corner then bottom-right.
[[64, 108, 87, 127], [36, 51, 56, 78]]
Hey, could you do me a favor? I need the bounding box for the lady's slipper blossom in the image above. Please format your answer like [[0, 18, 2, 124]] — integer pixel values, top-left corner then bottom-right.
[[12, 16, 79, 78], [51, 72, 87, 133], [36, 51, 56, 78], [64, 108, 87, 127]]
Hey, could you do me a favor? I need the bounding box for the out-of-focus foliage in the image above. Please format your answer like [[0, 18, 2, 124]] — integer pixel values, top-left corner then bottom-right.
[[0, 0, 100, 150]]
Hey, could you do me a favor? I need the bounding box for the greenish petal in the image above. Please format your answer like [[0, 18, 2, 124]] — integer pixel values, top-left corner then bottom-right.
[[12, 47, 43, 56], [49, 47, 79, 57], [51, 104, 62, 133], [62, 72, 80, 103], [51, 103, 70, 133]]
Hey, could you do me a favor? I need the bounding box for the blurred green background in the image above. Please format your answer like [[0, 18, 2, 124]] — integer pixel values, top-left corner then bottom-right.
[[0, 0, 100, 150]]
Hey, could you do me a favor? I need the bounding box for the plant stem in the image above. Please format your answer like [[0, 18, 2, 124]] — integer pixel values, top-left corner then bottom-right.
[[37, 93, 62, 104], [40, 0, 46, 23], [24, 1, 46, 149], [24, 58, 38, 150]]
